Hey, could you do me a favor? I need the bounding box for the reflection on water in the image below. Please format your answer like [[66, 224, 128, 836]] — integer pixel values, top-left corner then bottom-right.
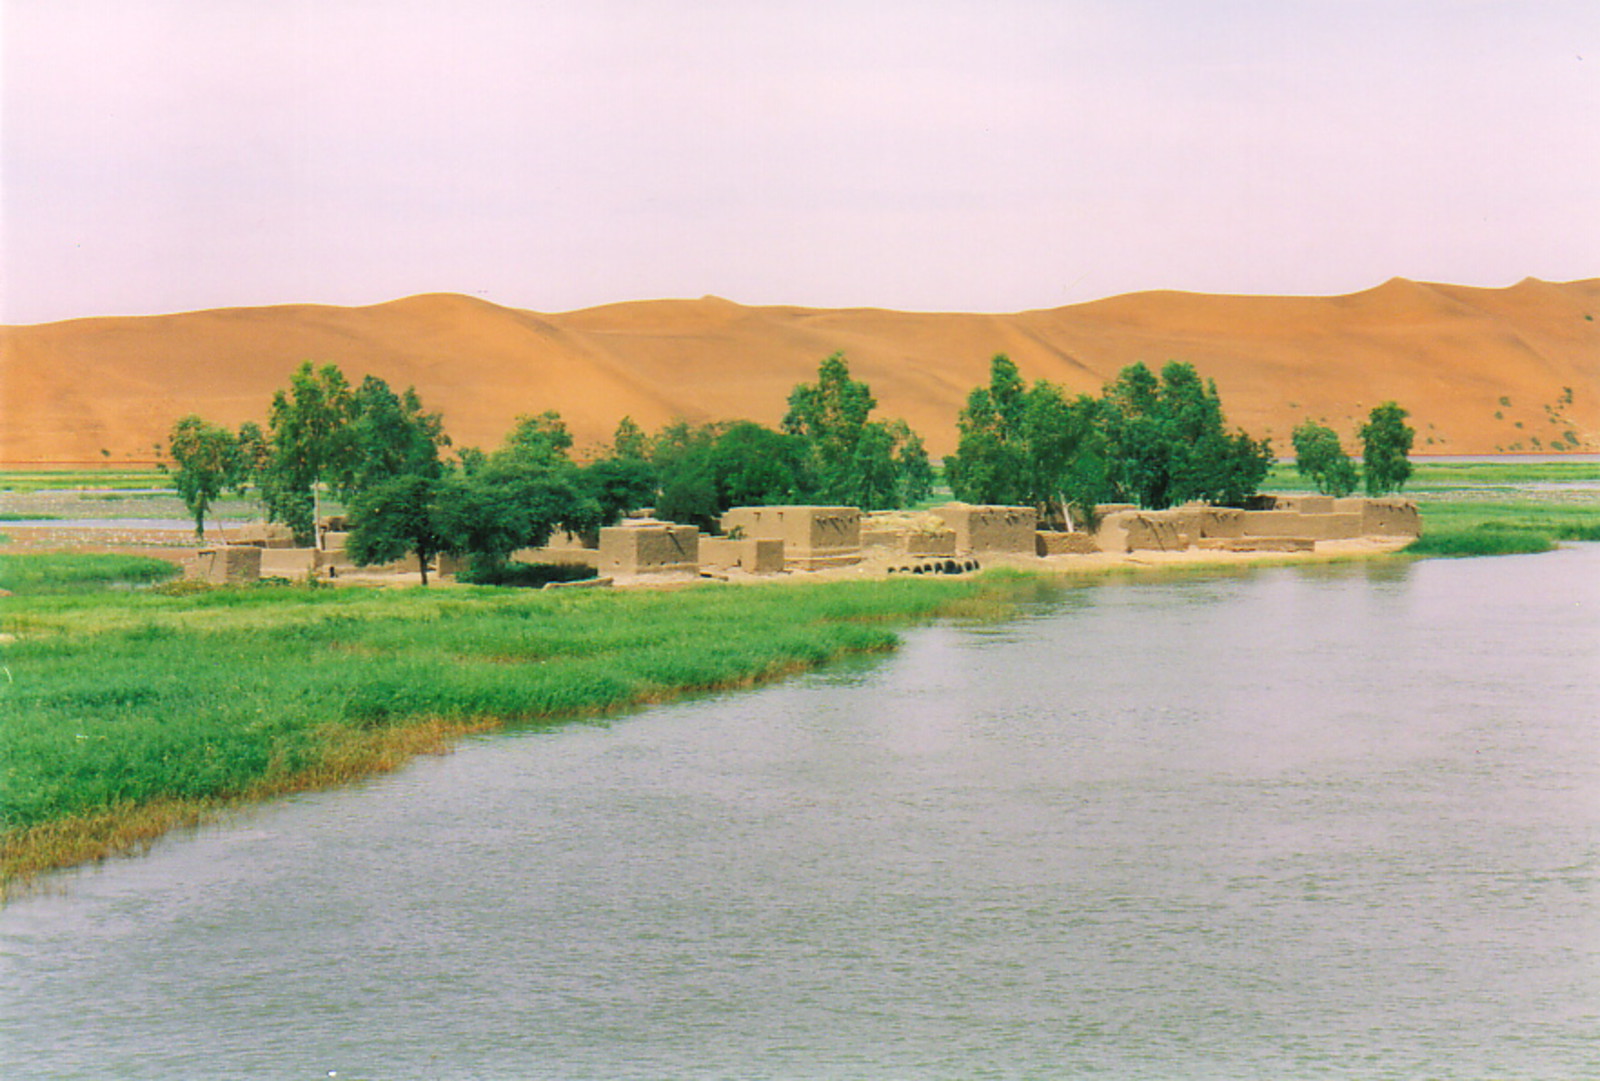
[[3, 547, 1597, 1080]]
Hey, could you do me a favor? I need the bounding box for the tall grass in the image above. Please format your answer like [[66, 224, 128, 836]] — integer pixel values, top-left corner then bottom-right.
[[0, 553, 183, 595], [1404, 528, 1556, 557], [1, 573, 1036, 890]]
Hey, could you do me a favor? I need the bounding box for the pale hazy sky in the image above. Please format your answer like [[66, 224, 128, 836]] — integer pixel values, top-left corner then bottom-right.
[[3, 0, 1596, 324]]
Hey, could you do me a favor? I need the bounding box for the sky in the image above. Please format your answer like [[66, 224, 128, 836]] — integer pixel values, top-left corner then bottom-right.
[[3, 0, 1596, 324]]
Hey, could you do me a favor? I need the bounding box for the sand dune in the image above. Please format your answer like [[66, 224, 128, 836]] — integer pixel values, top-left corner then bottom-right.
[[3, 279, 1596, 463]]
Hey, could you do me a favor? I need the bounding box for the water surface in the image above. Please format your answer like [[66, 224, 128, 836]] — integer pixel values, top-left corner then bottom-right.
[[3, 547, 1597, 1079]]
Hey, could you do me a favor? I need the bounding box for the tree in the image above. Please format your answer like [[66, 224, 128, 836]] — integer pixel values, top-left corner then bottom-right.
[[163, 415, 243, 539], [1292, 420, 1358, 497], [944, 355, 1110, 522], [500, 410, 573, 468], [944, 354, 1029, 506], [886, 419, 935, 507], [1360, 401, 1414, 495], [345, 474, 460, 586], [710, 421, 815, 509], [609, 415, 650, 461], [263, 362, 357, 543], [1100, 361, 1271, 509], [334, 376, 450, 499], [650, 421, 723, 529]]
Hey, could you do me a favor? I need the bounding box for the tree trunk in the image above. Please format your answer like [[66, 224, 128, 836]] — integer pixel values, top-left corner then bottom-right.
[[418, 550, 430, 587]]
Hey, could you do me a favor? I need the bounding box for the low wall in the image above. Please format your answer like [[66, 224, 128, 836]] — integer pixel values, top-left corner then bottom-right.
[[699, 537, 785, 574], [259, 547, 317, 578], [1095, 510, 1186, 553], [196, 546, 262, 584], [1036, 531, 1099, 556], [1334, 497, 1422, 537], [1239, 510, 1363, 541]]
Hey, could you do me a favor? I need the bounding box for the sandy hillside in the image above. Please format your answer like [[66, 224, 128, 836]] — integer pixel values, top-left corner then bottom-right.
[[2, 278, 1596, 463]]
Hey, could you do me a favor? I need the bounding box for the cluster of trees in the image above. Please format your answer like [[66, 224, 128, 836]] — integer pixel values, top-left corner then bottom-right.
[[167, 352, 1415, 582], [943, 356, 1273, 523], [641, 353, 933, 527], [1292, 403, 1414, 497], [163, 354, 932, 583]]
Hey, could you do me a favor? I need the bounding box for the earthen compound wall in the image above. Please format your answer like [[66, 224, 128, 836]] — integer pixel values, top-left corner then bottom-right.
[[699, 537, 785, 574]]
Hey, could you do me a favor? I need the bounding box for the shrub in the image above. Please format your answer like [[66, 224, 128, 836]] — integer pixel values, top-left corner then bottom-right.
[[457, 561, 597, 588]]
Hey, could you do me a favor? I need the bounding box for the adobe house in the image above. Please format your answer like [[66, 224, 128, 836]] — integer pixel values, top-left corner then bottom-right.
[[929, 503, 1038, 555], [719, 506, 862, 569], [597, 523, 700, 576]]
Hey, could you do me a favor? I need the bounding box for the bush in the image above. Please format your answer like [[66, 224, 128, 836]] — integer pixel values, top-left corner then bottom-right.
[[457, 561, 598, 588]]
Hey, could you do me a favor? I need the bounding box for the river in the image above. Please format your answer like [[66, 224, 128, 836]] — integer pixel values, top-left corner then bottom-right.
[[3, 547, 1597, 1079]]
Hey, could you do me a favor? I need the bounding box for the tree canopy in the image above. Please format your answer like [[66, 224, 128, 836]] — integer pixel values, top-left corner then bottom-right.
[[783, 353, 932, 510], [1292, 420, 1358, 497], [163, 415, 246, 538], [1100, 362, 1272, 509], [1360, 402, 1414, 495]]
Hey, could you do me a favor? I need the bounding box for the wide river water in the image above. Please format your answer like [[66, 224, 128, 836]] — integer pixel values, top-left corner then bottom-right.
[[3, 547, 1598, 1079]]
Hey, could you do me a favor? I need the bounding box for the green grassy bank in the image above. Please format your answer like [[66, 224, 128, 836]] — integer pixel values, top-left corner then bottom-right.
[[0, 564, 1048, 893], [1259, 459, 1600, 557]]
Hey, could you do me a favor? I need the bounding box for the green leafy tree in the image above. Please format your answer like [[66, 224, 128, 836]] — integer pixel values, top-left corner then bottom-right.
[[886, 419, 935, 507], [1100, 361, 1271, 509], [945, 355, 1111, 522], [334, 376, 450, 499], [1360, 401, 1414, 495], [263, 362, 357, 543], [163, 415, 244, 539], [345, 474, 462, 586], [501, 410, 573, 468], [610, 415, 650, 461], [650, 421, 724, 528], [1292, 420, 1359, 497], [711, 421, 815, 509], [581, 456, 658, 524], [784, 353, 932, 509]]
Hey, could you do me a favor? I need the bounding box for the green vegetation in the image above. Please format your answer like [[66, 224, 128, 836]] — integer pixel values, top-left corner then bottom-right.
[[1266, 458, 1600, 492], [1403, 529, 1556, 557], [1360, 402, 1415, 494], [1, 572, 1035, 890], [783, 352, 933, 510], [1291, 420, 1358, 496], [943, 354, 1108, 522], [163, 414, 248, 537], [944, 357, 1271, 520], [0, 513, 61, 522], [0, 470, 171, 493], [0, 553, 182, 595]]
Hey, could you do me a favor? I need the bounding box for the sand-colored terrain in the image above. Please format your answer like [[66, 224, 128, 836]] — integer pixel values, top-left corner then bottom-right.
[[3, 278, 1596, 463]]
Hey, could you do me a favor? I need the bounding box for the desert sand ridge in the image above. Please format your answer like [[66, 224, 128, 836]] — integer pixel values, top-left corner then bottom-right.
[[2, 279, 1596, 463]]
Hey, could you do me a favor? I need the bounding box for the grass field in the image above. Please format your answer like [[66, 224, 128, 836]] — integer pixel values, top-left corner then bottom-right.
[[0, 469, 172, 493]]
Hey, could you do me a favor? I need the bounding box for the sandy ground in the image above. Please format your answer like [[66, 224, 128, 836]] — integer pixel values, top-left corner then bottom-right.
[[4, 278, 1596, 463], [1, 527, 1413, 591]]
